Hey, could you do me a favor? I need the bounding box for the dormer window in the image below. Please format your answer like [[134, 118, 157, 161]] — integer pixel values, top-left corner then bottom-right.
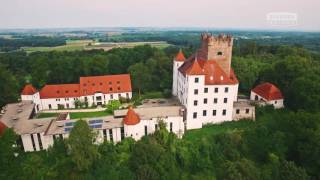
[[217, 51, 223, 56], [56, 91, 60, 94]]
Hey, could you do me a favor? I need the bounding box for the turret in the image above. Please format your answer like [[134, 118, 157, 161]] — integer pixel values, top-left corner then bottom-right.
[[172, 49, 186, 96]]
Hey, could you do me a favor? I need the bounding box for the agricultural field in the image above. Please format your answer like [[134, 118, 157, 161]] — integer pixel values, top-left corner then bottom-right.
[[21, 40, 171, 53]]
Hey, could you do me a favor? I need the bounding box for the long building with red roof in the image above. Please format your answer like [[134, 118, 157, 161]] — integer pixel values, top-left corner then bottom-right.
[[21, 74, 132, 110]]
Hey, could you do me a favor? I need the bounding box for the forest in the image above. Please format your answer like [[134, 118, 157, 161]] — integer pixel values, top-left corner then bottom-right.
[[0, 33, 320, 179]]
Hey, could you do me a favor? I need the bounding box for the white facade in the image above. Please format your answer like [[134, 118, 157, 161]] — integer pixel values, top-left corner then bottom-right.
[[21, 92, 132, 110], [172, 60, 184, 96], [250, 91, 284, 109], [124, 116, 184, 141], [175, 71, 238, 129]]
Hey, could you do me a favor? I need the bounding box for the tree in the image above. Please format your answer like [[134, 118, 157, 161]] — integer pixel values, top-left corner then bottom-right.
[[0, 128, 21, 179], [67, 120, 100, 172], [128, 63, 151, 96], [0, 64, 19, 108], [106, 100, 121, 113]]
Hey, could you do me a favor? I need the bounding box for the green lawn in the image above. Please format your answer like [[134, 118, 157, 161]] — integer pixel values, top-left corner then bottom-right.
[[35, 113, 58, 119], [70, 111, 111, 119], [35, 110, 111, 119], [184, 119, 257, 142]]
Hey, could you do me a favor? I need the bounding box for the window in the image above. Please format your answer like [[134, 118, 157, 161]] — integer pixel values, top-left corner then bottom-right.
[[100, 82, 103, 86], [110, 94, 113, 99], [109, 87, 113, 91], [66, 103, 69, 108], [193, 112, 197, 119], [155, 124, 159, 131], [48, 104, 52, 109], [204, 88, 208, 93], [214, 98, 218, 104], [222, 109, 226, 116], [170, 122, 173, 132], [109, 129, 113, 142], [225, 87, 229, 93], [30, 134, 36, 151], [236, 109, 240, 114], [117, 81, 120, 84], [118, 94, 121, 98], [224, 98, 228, 103], [103, 129, 107, 139], [203, 110, 207, 116], [126, 93, 129, 98], [213, 110, 217, 116], [37, 133, 43, 150], [204, 98, 208, 104], [255, 95, 258, 101], [144, 126, 148, 136], [194, 89, 198, 95], [246, 109, 250, 114], [214, 88, 219, 93], [117, 87, 121, 90], [121, 127, 125, 140], [275, 101, 277, 104], [59, 134, 63, 139], [194, 100, 198, 106], [195, 77, 199, 83], [217, 51, 223, 55]]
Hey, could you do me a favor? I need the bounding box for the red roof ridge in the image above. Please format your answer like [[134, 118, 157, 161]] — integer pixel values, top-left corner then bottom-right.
[[252, 82, 283, 101], [123, 106, 140, 125], [175, 49, 186, 62], [21, 84, 37, 95], [186, 58, 204, 75]]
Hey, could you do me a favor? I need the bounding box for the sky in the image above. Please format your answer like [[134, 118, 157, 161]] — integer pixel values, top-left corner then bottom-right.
[[0, 0, 319, 31]]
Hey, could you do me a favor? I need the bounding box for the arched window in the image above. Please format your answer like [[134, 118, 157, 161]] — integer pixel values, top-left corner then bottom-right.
[[217, 51, 223, 56]]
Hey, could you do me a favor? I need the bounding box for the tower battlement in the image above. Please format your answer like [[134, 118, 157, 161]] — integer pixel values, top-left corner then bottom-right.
[[201, 33, 233, 46]]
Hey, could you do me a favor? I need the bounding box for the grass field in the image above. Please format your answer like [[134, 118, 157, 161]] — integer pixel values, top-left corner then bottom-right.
[[69, 111, 111, 119], [35, 110, 111, 119], [22, 41, 171, 53], [183, 119, 257, 142], [35, 113, 59, 119], [22, 44, 85, 53]]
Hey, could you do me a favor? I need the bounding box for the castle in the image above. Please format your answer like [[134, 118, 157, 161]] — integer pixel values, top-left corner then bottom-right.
[[172, 33, 254, 129], [0, 33, 257, 152]]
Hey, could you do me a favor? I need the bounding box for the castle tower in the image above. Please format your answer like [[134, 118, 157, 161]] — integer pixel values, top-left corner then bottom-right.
[[172, 49, 186, 96], [200, 33, 233, 76]]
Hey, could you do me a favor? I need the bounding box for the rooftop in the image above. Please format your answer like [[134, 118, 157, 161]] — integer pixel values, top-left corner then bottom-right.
[[0, 101, 52, 134]]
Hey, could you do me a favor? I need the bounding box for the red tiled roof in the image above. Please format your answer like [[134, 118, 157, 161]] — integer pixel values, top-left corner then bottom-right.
[[252, 82, 283, 101], [79, 74, 132, 96], [40, 84, 80, 99], [123, 107, 140, 125], [175, 49, 186, 62], [178, 54, 238, 85], [0, 121, 7, 135], [39, 74, 132, 99], [21, 84, 37, 95]]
